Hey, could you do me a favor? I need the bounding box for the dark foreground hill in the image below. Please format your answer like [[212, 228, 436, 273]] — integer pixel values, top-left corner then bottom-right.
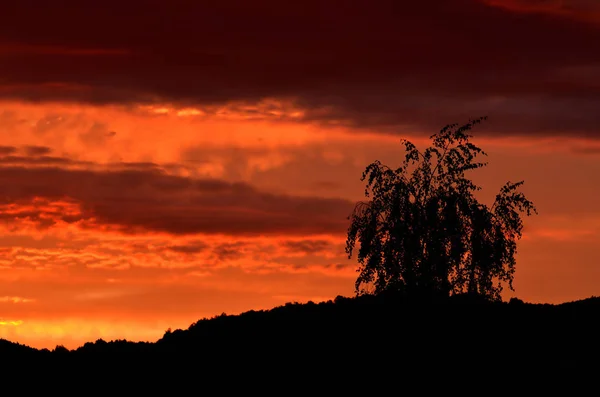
[[2, 293, 599, 389]]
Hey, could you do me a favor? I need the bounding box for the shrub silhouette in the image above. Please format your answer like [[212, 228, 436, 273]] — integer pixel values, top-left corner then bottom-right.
[[345, 117, 537, 301]]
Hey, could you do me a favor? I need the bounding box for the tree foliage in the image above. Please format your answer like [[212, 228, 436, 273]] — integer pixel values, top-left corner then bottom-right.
[[345, 117, 537, 301]]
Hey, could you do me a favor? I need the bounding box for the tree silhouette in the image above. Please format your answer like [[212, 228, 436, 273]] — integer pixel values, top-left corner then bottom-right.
[[345, 117, 537, 301]]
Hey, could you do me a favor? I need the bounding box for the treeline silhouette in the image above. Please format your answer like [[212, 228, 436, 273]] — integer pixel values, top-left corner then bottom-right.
[[3, 293, 600, 372]]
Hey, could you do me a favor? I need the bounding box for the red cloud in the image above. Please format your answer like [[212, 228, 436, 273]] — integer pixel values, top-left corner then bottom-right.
[[0, 150, 355, 237]]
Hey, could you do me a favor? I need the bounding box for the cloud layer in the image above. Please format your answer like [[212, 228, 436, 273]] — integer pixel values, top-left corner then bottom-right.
[[1, 0, 599, 135], [0, 149, 355, 236]]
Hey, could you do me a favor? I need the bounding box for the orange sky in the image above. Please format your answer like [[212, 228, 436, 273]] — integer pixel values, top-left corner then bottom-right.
[[1, 0, 599, 349]]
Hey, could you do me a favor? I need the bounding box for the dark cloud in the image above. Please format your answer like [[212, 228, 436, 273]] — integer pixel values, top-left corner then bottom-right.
[[0, 0, 599, 136], [0, 155, 72, 165], [0, 146, 17, 155], [212, 242, 249, 262], [22, 145, 52, 156], [167, 242, 209, 254], [0, 154, 355, 236], [281, 239, 333, 254]]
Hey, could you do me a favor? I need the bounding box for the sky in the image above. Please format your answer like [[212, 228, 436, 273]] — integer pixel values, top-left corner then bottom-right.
[[0, 0, 599, 349]]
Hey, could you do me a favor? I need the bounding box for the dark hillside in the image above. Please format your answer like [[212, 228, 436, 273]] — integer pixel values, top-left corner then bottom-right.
[[3, 294, 600, 373]]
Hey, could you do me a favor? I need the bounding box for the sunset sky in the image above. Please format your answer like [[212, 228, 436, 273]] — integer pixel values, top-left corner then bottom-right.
[[1, 0, 599, 349]]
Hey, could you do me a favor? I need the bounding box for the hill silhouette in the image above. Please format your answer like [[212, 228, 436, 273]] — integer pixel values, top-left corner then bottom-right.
[[3, 294, 600, 375]]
